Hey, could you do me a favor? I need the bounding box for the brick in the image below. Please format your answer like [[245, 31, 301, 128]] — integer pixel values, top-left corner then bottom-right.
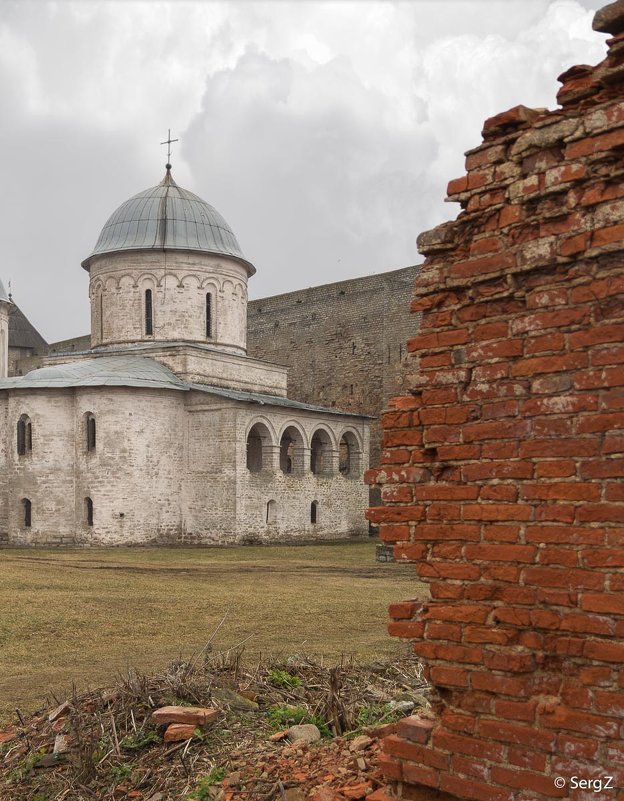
[[377, 752, 402, 780], [464, 544, 536, 562], [540, 705, 620, 737], [520, 483, 600, 502], [570, 323, 624, 349], [510, 308, 589, 335], [440, 775, 509, 801], [522, 566, 603, 590], [565, 127, 624, 158], [414, 523, 481, 541], [395, 715, 437, 744], [490, 765, 566, 797], [424, 603, 490, 624], [520, 437, 600, 458], [593, 222, 624, 247], [511, 352, 588, 377], [478, 719, 554, 750], [450, 252, 516, 280], [525, 525, 604, 545], [581, 592, 624, 615], [463, 503, 532, 521], [507, 746, 547, 772], [429, 666, 469, 687], [389, 600, 422, 620], [584, 638, 624, 663]]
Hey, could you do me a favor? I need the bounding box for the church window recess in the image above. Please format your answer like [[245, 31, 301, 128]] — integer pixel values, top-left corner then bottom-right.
[[85, 413, 96, 452], [246, 422, 272, 473], [22, 498, 31, 528], [339, 431, 361, 478], [279, 426, 304, 474], [311, 500, 319, 524], [85, 497, 94, 527], [145, 289, 153, 336], [99, 291, 104, 342], [17, 415, 32, 456], [266, 499, 277, 525], [206, 293, 213, 338], [310, 429, 332, 475]]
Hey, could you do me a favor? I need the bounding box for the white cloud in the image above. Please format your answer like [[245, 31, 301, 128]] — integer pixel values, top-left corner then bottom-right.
[[0, 0, 609, 339]]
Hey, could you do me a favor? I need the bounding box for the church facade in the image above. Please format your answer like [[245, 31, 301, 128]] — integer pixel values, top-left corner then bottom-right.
[[0, 168, 370, 546]]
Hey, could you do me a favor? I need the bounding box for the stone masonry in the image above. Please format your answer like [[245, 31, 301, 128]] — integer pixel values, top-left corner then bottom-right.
[[247, 266, 419, 475], [366, 3, 624, 800]]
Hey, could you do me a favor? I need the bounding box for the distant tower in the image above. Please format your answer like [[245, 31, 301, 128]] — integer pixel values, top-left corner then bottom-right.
[[0, 280, 10, 377]]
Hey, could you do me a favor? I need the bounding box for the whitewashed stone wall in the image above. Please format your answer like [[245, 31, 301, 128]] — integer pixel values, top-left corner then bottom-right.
[[0, 385, 369, 546], [0, 387, 186, 545], [89, 250, 249, 353]]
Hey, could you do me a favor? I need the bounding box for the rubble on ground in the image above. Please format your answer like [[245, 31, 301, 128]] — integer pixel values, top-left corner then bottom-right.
[[0, 652, 430, 800]]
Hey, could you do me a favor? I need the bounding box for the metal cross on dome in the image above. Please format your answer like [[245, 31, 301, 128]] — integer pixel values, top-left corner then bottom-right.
[[160, 129, 179, 167]]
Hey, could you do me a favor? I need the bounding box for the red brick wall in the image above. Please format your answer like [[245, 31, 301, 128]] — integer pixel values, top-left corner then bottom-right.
[[366, 4, 624, 800]]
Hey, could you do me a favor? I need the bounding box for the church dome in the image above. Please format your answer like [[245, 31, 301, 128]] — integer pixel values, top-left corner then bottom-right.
[[82, 169, 254, 274]]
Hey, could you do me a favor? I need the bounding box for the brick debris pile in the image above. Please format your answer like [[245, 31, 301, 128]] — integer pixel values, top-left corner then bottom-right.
[[366, 1, 624, 800], [0, 655, 430, 801]]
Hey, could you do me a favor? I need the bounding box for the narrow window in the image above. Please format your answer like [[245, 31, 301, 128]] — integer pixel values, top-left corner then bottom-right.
[[145, 289, 153, 336], [22, 498, 31, 528], [266, 499, 277, 524], [99, 292, 104, 341], [17, 415, 32, 456], [86, 414, 96, 452], [311, 500, 318, 524], [85, 497, 94, 527], [206, 292, 212, 338]]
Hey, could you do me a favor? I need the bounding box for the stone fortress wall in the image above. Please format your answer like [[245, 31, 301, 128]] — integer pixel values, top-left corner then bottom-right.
[[246, 266, 420, 474], [366, 2, 624, 799]]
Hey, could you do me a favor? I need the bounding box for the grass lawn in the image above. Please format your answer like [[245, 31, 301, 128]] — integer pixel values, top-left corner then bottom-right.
[[0, 542, 425, 723]]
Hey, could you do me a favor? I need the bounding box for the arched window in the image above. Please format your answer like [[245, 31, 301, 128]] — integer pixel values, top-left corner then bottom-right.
[[145, 288, 153, 336], [246, 422, 272, 473], [85, 497, 94, 527], [206, 293, 213, 338], [311, 500, 318, 524], [99, 291, 104, 342], [17, 415, 32, 456], [339, 432, 362, 478], [266, 499, 277, 525], [310, 429, 332, 475], [85, 413, 96, 452], [22, 498, 31, 528], [279, 426, 304, 474]]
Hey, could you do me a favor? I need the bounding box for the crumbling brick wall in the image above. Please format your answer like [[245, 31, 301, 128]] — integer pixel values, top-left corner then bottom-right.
[[366, 3, 624, 800]]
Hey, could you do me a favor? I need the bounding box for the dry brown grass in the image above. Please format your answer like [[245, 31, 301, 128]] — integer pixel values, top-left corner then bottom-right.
[[0, 542, 424, 723]]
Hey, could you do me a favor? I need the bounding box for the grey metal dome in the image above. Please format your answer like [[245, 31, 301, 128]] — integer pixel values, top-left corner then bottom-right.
[[82, 169, 254, 274]]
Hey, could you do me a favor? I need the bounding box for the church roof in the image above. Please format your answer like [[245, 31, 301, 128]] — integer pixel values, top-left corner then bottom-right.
[[0, 354, 369, 418], [0, 356, 188, 391], [8, 302, 48, 351], [82, 169, 255, 275]]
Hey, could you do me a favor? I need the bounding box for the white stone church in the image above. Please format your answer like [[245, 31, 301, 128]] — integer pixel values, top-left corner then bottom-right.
[[0, 167, 370, 546]]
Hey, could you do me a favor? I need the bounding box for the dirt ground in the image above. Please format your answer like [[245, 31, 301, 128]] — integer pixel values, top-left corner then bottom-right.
[[0, 542, 424, 722]]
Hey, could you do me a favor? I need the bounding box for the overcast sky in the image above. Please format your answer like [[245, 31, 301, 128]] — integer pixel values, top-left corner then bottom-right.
[[0, 0, 609, 342]]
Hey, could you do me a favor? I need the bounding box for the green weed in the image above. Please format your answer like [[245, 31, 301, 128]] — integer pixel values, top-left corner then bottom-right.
[[268, 669, 303, 689], [186, 767, 227, 800]]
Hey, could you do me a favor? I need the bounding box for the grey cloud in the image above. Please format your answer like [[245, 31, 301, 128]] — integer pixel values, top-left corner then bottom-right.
[[0, 0, 610, 341]]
